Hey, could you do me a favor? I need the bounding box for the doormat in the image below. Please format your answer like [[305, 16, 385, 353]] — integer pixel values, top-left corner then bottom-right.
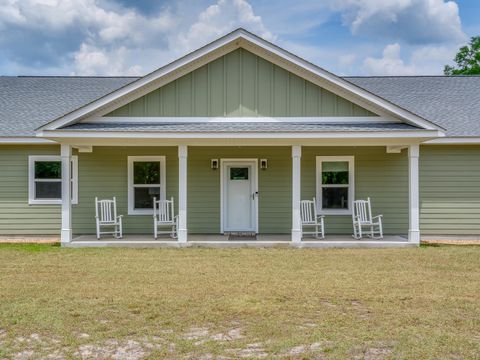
[[227, 232, 257, 240]]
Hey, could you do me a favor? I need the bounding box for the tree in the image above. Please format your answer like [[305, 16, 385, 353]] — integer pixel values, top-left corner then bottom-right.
[[444, 36, 480, 75]]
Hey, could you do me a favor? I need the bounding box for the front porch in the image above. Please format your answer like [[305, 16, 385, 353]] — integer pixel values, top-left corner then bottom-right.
[[67, 234, 412, 248], [54, 142, 422, 248]]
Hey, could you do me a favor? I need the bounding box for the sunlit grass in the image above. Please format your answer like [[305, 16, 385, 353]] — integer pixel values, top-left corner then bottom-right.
[[0, 245, 479, 359]]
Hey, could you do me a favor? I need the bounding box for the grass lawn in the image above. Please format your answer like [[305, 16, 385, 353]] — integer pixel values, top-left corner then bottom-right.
[[0, 244, 479, 359]]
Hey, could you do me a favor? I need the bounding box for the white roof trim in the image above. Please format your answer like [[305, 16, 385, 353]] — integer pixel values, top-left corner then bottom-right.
[[424, 137, 480, 144], [39, 129, 442, 139], [36, 28, 445, 133], [0, 137, 56, 144], [85, 116, 399, 124]]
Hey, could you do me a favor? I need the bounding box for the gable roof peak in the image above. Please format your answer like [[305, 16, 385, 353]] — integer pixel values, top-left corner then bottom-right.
[[37, 28, 445, 134]]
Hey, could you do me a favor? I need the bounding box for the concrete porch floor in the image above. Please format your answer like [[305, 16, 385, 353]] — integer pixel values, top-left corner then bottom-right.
[[66, 234, 413, 248]]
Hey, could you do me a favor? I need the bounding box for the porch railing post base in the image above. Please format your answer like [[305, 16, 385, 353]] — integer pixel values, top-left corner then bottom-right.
[[177, 229, 188, 243], [408, 230, 420, 244], [291, 229, 302, 243], [61, 229, 72, 244]]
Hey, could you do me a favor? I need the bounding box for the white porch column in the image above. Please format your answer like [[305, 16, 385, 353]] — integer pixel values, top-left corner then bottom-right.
[[178, 145, 188, 243], [408, 144, 420, 244], [60, 144, 72, 244], [291, 145, 302, 243]]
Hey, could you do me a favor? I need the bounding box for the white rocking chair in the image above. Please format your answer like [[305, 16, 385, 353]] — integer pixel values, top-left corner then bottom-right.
[[300, 198, 325, 239], [95, 197, 123, 239], [352, 197, 383, 239], [153, 197, 178, 239]]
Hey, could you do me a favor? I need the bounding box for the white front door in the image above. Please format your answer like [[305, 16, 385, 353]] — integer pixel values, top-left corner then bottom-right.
[[222, 160, 257, 233]]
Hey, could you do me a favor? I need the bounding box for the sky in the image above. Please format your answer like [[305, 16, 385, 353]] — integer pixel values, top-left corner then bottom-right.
[[0, 0, 479, 76]]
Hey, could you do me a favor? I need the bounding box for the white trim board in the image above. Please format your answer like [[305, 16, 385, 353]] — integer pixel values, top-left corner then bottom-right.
[[220, 159, 259, 234], [424, 137, 480, 144], [84, 116, 400, 124], [36, 29, 445, 133], [0, 138, 56, 144]]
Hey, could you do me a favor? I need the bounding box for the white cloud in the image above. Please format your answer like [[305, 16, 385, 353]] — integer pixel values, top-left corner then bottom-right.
[[362, 42, 458, 75], [73, 43, 143, 76], [0, 0, 273, 75], [331, 0, 465, 44], [363, 43, 417, 75], [73, 0, 273, 75], [0, 0, 130, 31], [176, 0, 275, 53]]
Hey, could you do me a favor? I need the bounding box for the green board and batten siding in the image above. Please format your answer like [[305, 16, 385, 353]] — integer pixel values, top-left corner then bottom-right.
[[107, 49, 375, 118]]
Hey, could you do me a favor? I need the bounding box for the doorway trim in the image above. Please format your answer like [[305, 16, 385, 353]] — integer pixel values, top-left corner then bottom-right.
[[220, 158, 259, 234]]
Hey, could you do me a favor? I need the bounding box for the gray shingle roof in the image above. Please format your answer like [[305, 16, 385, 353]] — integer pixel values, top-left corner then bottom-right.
[[1, 75, 479, 137], [0, 76, 136, 137], [62, 122, 418, 132], [345, 76, 480, 137]]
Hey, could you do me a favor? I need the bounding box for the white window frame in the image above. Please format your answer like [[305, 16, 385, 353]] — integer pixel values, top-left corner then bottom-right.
[[28, 155, 78, 205], [128, 156, 166, 215], [316, 156, 354, 215]]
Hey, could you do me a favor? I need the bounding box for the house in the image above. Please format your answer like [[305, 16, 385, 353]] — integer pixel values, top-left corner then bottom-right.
[[1, 28, 479, 248]]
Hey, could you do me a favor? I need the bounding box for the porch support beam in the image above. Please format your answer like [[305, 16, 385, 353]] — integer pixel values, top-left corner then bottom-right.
[[291, 145, 302, 243], [61, 144, 72, 244], [178, 145, 188, 243], [408, 144, 420, 244]]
